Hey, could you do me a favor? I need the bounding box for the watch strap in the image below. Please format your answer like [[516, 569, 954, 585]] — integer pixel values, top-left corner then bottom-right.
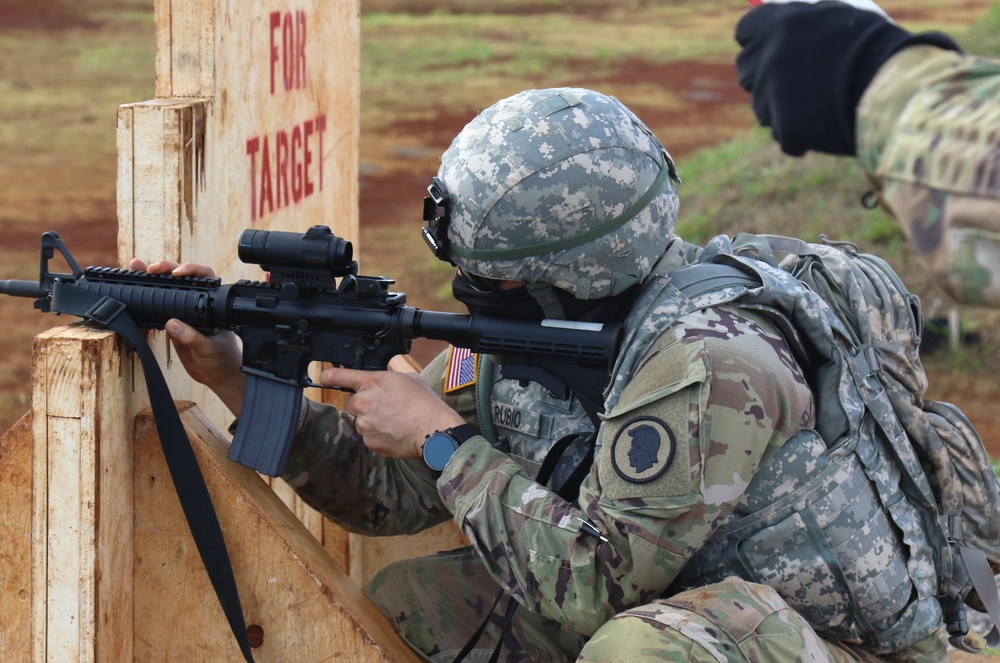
[[447, 423, 478, 444]]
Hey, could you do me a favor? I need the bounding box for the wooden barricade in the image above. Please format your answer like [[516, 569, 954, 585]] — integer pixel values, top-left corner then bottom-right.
[[0, 0, 467, 659], [117, 0, 360, 426], [0, 324, 422, 661], [114, 0, 466, 586]]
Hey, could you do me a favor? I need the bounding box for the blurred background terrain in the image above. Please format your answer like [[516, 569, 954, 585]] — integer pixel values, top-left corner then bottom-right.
[[2, 0, 1000, 460]]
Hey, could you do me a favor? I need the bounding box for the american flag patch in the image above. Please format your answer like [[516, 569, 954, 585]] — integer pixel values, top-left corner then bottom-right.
[[444, 346, 477, 393]]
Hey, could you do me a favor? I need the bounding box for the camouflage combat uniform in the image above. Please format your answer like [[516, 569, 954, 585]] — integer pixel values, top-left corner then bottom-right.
[[278, 86, 951, 661], [857, 45, 1000, 306], [280, 237, 863, 660]]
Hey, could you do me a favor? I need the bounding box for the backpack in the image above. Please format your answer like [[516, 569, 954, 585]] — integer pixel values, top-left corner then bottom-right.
[[670, 233, 1000, 654]]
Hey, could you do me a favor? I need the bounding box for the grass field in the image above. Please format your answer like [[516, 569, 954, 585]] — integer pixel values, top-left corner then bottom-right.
[[1, 0, 999, 440]]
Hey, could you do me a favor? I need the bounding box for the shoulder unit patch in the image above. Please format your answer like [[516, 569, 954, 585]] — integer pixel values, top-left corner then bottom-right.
[[610, 416, 676, 483]]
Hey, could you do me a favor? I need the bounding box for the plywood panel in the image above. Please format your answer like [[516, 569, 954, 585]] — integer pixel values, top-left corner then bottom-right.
[[0, 414, 32, 662], [117, 0, 360, 449], [133, 404, 421, 661], [135, 0, 360, 271], [117, 0, 466, 595]]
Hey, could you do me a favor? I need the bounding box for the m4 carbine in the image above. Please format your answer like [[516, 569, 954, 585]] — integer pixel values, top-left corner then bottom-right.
[[1, 225, 620, 476]]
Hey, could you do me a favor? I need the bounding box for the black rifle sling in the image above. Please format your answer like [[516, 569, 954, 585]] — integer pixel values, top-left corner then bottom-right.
[[51, 283, 255, 663]]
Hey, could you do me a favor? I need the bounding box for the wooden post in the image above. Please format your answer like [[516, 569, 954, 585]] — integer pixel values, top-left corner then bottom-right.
[[29, 326, 134, 662], [0, 414, 32, 658]]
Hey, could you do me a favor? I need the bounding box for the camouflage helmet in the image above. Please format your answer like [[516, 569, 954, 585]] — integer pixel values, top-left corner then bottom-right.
[[431, 87, 680, 300]]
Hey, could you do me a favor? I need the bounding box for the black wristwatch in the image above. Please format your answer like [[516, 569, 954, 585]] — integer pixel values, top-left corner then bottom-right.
[[422, 424, 477, 472]]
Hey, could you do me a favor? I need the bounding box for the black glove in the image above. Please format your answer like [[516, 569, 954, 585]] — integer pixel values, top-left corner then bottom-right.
[[735, 1, 960, 156]]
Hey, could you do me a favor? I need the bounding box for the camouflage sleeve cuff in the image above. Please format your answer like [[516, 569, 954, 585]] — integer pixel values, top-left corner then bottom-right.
[[281, 398, 453, 534], [856, 45, 968, 178], [436, 435, 518, 521]]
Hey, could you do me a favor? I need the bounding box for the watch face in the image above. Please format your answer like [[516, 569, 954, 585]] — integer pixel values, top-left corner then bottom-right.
[[423, 432, 459, 472]]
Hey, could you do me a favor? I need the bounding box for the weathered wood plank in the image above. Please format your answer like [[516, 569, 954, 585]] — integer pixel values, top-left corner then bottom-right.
[[29, 326, 134, 662], [133, 403, 422, 661], [46, 415, 84, 660], [93, 337, 135, 663], [156, 0, 213, 97], [29, 336, 47, 663], [152, 0, 172, 98], [115, 105, 135, 266], [0, 414, 32, 662]]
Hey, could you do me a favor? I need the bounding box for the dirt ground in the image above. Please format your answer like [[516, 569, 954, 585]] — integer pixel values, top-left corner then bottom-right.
[[359, 57, 754, 232], [2, 1, 1000, 466]]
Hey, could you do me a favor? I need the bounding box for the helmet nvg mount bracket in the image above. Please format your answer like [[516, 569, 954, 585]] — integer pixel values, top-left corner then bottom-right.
[[422, 176, 453, 264]]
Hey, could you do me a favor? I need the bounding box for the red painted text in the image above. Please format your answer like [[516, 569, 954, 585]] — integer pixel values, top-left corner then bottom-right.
[[246, 114, 327, 222]]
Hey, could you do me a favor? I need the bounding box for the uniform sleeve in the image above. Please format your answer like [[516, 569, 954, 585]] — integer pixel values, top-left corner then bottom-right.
[[857, 45, 1000, 306], [280, 348, 480, 536], [437, 306, 814, 636]]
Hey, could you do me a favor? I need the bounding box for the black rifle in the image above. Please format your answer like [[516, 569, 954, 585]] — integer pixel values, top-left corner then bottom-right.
[[1, 225, 620, 476]]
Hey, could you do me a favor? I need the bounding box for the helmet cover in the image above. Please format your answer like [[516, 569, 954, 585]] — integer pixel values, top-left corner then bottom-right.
[[438, 87, 679, 299]]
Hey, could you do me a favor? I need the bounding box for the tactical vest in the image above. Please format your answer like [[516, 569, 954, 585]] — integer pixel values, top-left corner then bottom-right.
[[668, 234, 1000, 655], [478, 233, 999, 654]]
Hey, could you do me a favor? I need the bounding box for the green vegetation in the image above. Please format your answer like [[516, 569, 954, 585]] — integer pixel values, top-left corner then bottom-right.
[[960, 2, 1000, 53], [672, 2, 1000, 409], [675, 131, 885, 248], [674, 130, 915, 258], [359, 2, 746, 132]]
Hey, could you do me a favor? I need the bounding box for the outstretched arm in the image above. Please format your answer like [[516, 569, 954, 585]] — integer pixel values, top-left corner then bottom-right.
[[733, 2, 1000, 306], [734, 0, 959, 156], [855, 46, 1000, 306]]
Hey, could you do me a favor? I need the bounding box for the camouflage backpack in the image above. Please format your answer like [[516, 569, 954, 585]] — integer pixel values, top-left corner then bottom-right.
[[670, 233, 1000, 654]]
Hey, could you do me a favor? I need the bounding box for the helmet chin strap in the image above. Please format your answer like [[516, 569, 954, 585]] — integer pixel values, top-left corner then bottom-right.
[[526, 282, 567, 319]]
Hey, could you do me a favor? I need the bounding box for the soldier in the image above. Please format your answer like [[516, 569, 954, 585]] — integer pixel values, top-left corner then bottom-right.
[[139, 88, 945, 661], [735, 0, 1000, 307]]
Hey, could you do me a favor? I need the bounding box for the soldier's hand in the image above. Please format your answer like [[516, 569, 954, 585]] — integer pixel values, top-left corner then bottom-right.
[[321, 367, 466, 460], [129, 259, 246, 415], [735, 1, 958, 156]]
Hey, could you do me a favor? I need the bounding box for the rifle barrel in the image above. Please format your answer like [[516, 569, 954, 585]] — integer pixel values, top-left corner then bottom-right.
[[0, 279, 45, 298]]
